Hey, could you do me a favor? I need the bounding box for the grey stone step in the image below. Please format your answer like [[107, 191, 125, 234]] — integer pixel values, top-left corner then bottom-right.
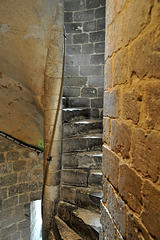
[[61, 185, 102, 212], [63, 108, 90, 123], [63, 134, 102, 153], [62, 151, 102, 169], [88, 170, 103, 188], [58, 201, 100, 240], [62, 97, 68, 108], [89, 192, 103, 206], [55, 216, 82, 240], [63, 119, 102, 138]]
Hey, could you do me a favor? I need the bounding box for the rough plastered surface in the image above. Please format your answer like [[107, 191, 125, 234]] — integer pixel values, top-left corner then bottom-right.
[[0, 0, 59, 149], [101, 0, 160, 239]]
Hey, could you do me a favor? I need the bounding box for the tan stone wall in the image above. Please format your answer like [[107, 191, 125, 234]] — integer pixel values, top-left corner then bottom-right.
[[101, 0, 160, 239], [0, 136, 43, 240]]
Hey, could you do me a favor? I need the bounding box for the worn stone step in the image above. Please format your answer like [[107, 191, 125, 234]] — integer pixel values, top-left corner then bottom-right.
[[63, 134, 102, 153], [62, 97, 68, 108], [61, 185, 102, 212], [88, 170, 103, 188], [55, 216, 82, 240], [62, 151, 102, 169], [89, 192, 103, 206], [58, 201, 100, 240], [63, 119, 102, 138], [63, 108, 90, 123]]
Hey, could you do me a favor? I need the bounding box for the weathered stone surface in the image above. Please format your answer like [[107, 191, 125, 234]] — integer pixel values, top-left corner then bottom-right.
[[4, 196, 18, 209], [88, 171, 103, 188], [97, 18, 105, 31], [119, 164, 142, 213], [117, 0, 127, 13], [61, 169, 88, 187], [0, 153, 5, 163], [107, 184, 126, 238], [103, 90, 120, 118], [0, 224, 17, 239], [91, 98, 103, 108], [132, 128, 160, 183], [106, 0, 116, 27], [91, 54, 104, 65], [19, 194, 29, 204], [141, 180, 160, 239], [129, 28, 160, 79], [83, 21, 97, 32], [13, 161, 26, 172], [8, 182, 39, 197], [0, 163, 12, 175], [103, 146, 119, 189], [64, 0, 85, 11], [103, 117, 110, 145], [65, 23, 82, 33], [124, 0, 153, 45], [64, 77, 87, 87], [74, 10, 94, 21], [66, 44, 81, 55], [82, 44, 94, 54], [80, 66, 102, 76], [73, 33, 88, 44], [30, 191, 42, 201], [100, 202, 116, 240], [104, 58, 112, 89], [122, 89, 141, 124], [88, 76, 104, 87], [86, 0, 105, 9], [63, 87, 80, 97], [0, 173, 17, 187], [68, 97, 90, 108], [113, 49, 127, 86], [95, 42, 105, 53], [111, 120, 131, 158], [81, 87, 97, 97], [105, 14, 123, 57], [144, 82, 160, 130], [127, 213, 153, 240], [90, 30, 105, 42]]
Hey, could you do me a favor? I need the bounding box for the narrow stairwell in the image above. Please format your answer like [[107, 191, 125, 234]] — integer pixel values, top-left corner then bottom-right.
[[51, 97, 103, 240]]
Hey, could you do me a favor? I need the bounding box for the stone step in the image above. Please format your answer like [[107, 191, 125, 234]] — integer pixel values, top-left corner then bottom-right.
[[63, 108, 90, 123], [62, 151, 102, 170], [89, 192, 103, 206], [63, 134, 102, 153], [61, 185, 102, 212], [58, 201, 100, 240], [88, 170, 103, 188], [62, 97, 68, 108], [63, 119, 102, 138], [55, 216, 82, 240]]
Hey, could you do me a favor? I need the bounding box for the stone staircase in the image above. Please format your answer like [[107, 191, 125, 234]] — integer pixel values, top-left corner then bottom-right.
[[49, 97, 103, 239]]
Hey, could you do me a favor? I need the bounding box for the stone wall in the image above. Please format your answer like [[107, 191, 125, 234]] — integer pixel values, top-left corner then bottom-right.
[[64, 0, 105, 118], [101, 0, 160, 239], [0, 136, 43, 240]]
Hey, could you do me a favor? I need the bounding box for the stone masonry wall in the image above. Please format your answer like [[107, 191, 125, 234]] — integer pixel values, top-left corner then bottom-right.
[[64, 0, 106, 118], [0, 136, 43, 240], [101, 0, 160, 239]]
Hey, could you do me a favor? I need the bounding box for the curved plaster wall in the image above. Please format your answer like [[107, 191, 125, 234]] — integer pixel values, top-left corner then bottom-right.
[[0, 0, 60, 149]]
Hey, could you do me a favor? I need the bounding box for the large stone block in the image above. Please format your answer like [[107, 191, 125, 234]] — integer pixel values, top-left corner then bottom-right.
[[122, 89, 141, 124], [91, 98, 103, 108], [72, 55, 90, 66], [102, 146, 119, 189], [86, 0, 105, 9], [0, 173, 17, 187], [7, 151, 19, 162], [117, 0, 127, 13], [107, 184, 126, 238], [88, 76, 104, 87], [103, 117, 110, 145], [82, 43, 94, 54], [13, 161, 26, 172], [8, 182, 39, 197], [103, 90, 120, 118], [83, 21, 96, 32], [141, 180, 160, 239], [124, 0, 153, 45], [64, 0, 85, 11], [90, 30, 105, 42], [68, 97, 90, 107], [0, 163, 12, 175], [105, 13, 123, 57], [88, 171, 102, 188], [95, 6, 105, 18], [64, 77, 87, 87], [113, 48, 127, 86], [106, 0, 116, 27], [65, 23, 82, 33], [0, 153, 5, 164], [100, 202, 116, 240], [144, 82, 160, 130], [129, 27, 160, 79], [111, 120, 131, 159], [64, 12, 73, 22], [119, 164, 142, 213], [74, 10, 94, 21], [64, 66, 79, 77], [132, 128, 160, 182], [95, 42, 105, 53], [104, 58, 112, 89], [73, 33, 88, 44], [97, 18, 105, 31], [81, 87, 97, 97], [63, 87, 80, 97], [0, 224, 17, 239], [127, 213, 153, 240], [80, 65, 102, 76], [90, 54, 104, 65], [66, 44, 81, 55], [4, 196, 18, 209]]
